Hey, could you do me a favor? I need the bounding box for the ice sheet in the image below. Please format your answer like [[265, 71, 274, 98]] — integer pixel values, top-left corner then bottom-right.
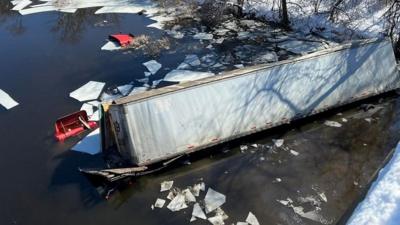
[[245, 212, 260, 225], [143, 60, 162, 75], [101, 41, 121, 51], [0, 89, 19, 110], [19, 5, 57, 15], [71, 128, 101, 155], [192, 203, 207, 220], [95, 5, 145, 14], [160, 181, 173, 192], [204, 188, 226, 214], [167, 193, 188, 212], [163, 70, 214, 82], [12, 0, 32, 11], [69, 81, 105, 102]]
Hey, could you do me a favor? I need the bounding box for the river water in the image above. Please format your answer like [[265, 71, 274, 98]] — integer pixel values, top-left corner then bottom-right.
[[1, 2, 400, 225]]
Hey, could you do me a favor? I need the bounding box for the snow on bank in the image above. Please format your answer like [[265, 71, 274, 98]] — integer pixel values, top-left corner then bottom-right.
[[243, 0, 391, 41], [346, 142, 400, 225]]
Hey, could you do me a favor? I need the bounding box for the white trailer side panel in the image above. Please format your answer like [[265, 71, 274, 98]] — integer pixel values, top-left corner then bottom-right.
[[109, 39, 400, 165]]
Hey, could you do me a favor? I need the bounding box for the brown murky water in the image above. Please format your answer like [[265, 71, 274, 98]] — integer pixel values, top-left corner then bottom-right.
[[0, 2, 399, 225]]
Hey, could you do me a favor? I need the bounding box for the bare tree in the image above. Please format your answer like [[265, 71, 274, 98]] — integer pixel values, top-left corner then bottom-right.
[[384, 0, 400, 57], [281, 0, 290, 28]]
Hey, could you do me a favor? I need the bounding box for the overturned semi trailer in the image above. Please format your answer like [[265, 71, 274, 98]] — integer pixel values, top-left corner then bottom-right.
[[86, 39, 400, 180]]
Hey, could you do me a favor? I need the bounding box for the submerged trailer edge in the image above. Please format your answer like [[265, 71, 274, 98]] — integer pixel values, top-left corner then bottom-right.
[[104, 38, 400, 166]]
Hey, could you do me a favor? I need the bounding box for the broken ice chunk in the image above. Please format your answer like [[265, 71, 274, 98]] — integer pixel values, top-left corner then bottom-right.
[[160, 181, 174, 192], [143, 60, 162, 75], [163, 70, 214, 83], [236, 222, 249, 225], [0, 89, 19, 110], [190, 216, 197, 222], [144, 72, 152, 77], [183, 54, 201, 66], [193, 32, 213, 40], [192, 203, 207, 220], [71, 128, 101, 155], [182, 189, 196, 202], [245, 212, 260, 225], [324, 120, 342, 128], [318, 192, 327, 202], [129, 87, 149, 96], [117, 84, 134, 96], [204, 188, 226, 213], [273, 139, 284, 147], [154, 198, 166, 208], [167, 193, 188, 212], [277, 198, 293, 206], [80, 103, 94, 116], [234, 64, 244, 69], [208, 208, 228, 225], [101, 41, 121, 51], [12, 0, 31, 11], [167, 191, 176, 200], [290, 150, 299, 156], [341, 118, 348, 122], [240, 145, 248, 152], [274, 178, 282, 183], [192, 182, 206, 196], [69, 81, 105, 102], [86, 100, 100, 107]]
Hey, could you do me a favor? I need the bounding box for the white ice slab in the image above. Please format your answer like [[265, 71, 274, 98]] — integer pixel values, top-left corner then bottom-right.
[[182, 189, 196, 202], [143, 60, 162, 75], [12, 0, 32, 11], [167, 193, 188, 212], [160, 180, 174, 192], [71, 128, 101, 155], [183, 55, 201, 66], [101, 41, 121, 51], [245, 212, 260, 225], [89, 110, 100, 121], [80, 103, 94, 116], [324, 120, 342, 128], [69, 81, 105, 102], [95, 5, 145, 14], [204, 188, 226, 214], [0, 89, 19, 110], [19, 5, 57, 15], [193, 32, 213, 40], [163, 70, 214, 83], [117, 84, 134, 96], [273, 139, 284, 147], [154, 198, 166, 208], [192, 203, 207, 220]]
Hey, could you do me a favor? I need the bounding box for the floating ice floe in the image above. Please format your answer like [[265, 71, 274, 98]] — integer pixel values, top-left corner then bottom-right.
[[341, 118, 348, 122], [167, 193, 188, 211], [160, 181, 174, 192], [70, 81, 105, 102], [80, 103, 94, 116], [95, 5, 148, 14], [192, 203, 207, 220], [273, 139, 284, 147], [19, 5, 58, 15], [87, 100, 100, 107], [193, 32, 213, 40], [71, 128, 101, 155], [89, 110, 100, 121], [147, 15, 175, 29], [0, 89, 19, 110], [182, 189, 196, 202], [101, 41, 121, 51], [12, 0, 31, 11], [163, 70, 215, 82], [290, 150, 299, 156], [143, 60, 162, 75], [192, 182, 206, 196], [245, 212, 260, 225], [183, 55, 201, 66], [204, 188, 226, 213], [234, 64, 245, 69], [324, 120, 342, 128], [116, 84, 134, 96], [129, 86, 149, 96], [154, 198, 166, 208]]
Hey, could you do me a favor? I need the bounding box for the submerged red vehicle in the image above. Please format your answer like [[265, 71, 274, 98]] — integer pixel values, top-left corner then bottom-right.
[[55, 110, 98, 142], [109, 33, 135, 47]]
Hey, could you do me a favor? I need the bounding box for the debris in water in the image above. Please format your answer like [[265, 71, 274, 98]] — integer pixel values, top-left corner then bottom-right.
[[192, 203, 207, 220], [143, 60, 162, 75], [0, 89, 19, 110], [163, 70, 214, 82], [341, 118, 348, 122], [154, 198, 166, 208], [204, 188, 226, 213], [277, 198, 293, 206], [290, 150, 299, 156], [160, 181, 174, 192], [71, 128, 101, 155], [167, 193, 188, 212], [273, 139, 284, 147], [324, 120, 342, 128], [245, 212, 260, 225], [69, 81, 105, 102]]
